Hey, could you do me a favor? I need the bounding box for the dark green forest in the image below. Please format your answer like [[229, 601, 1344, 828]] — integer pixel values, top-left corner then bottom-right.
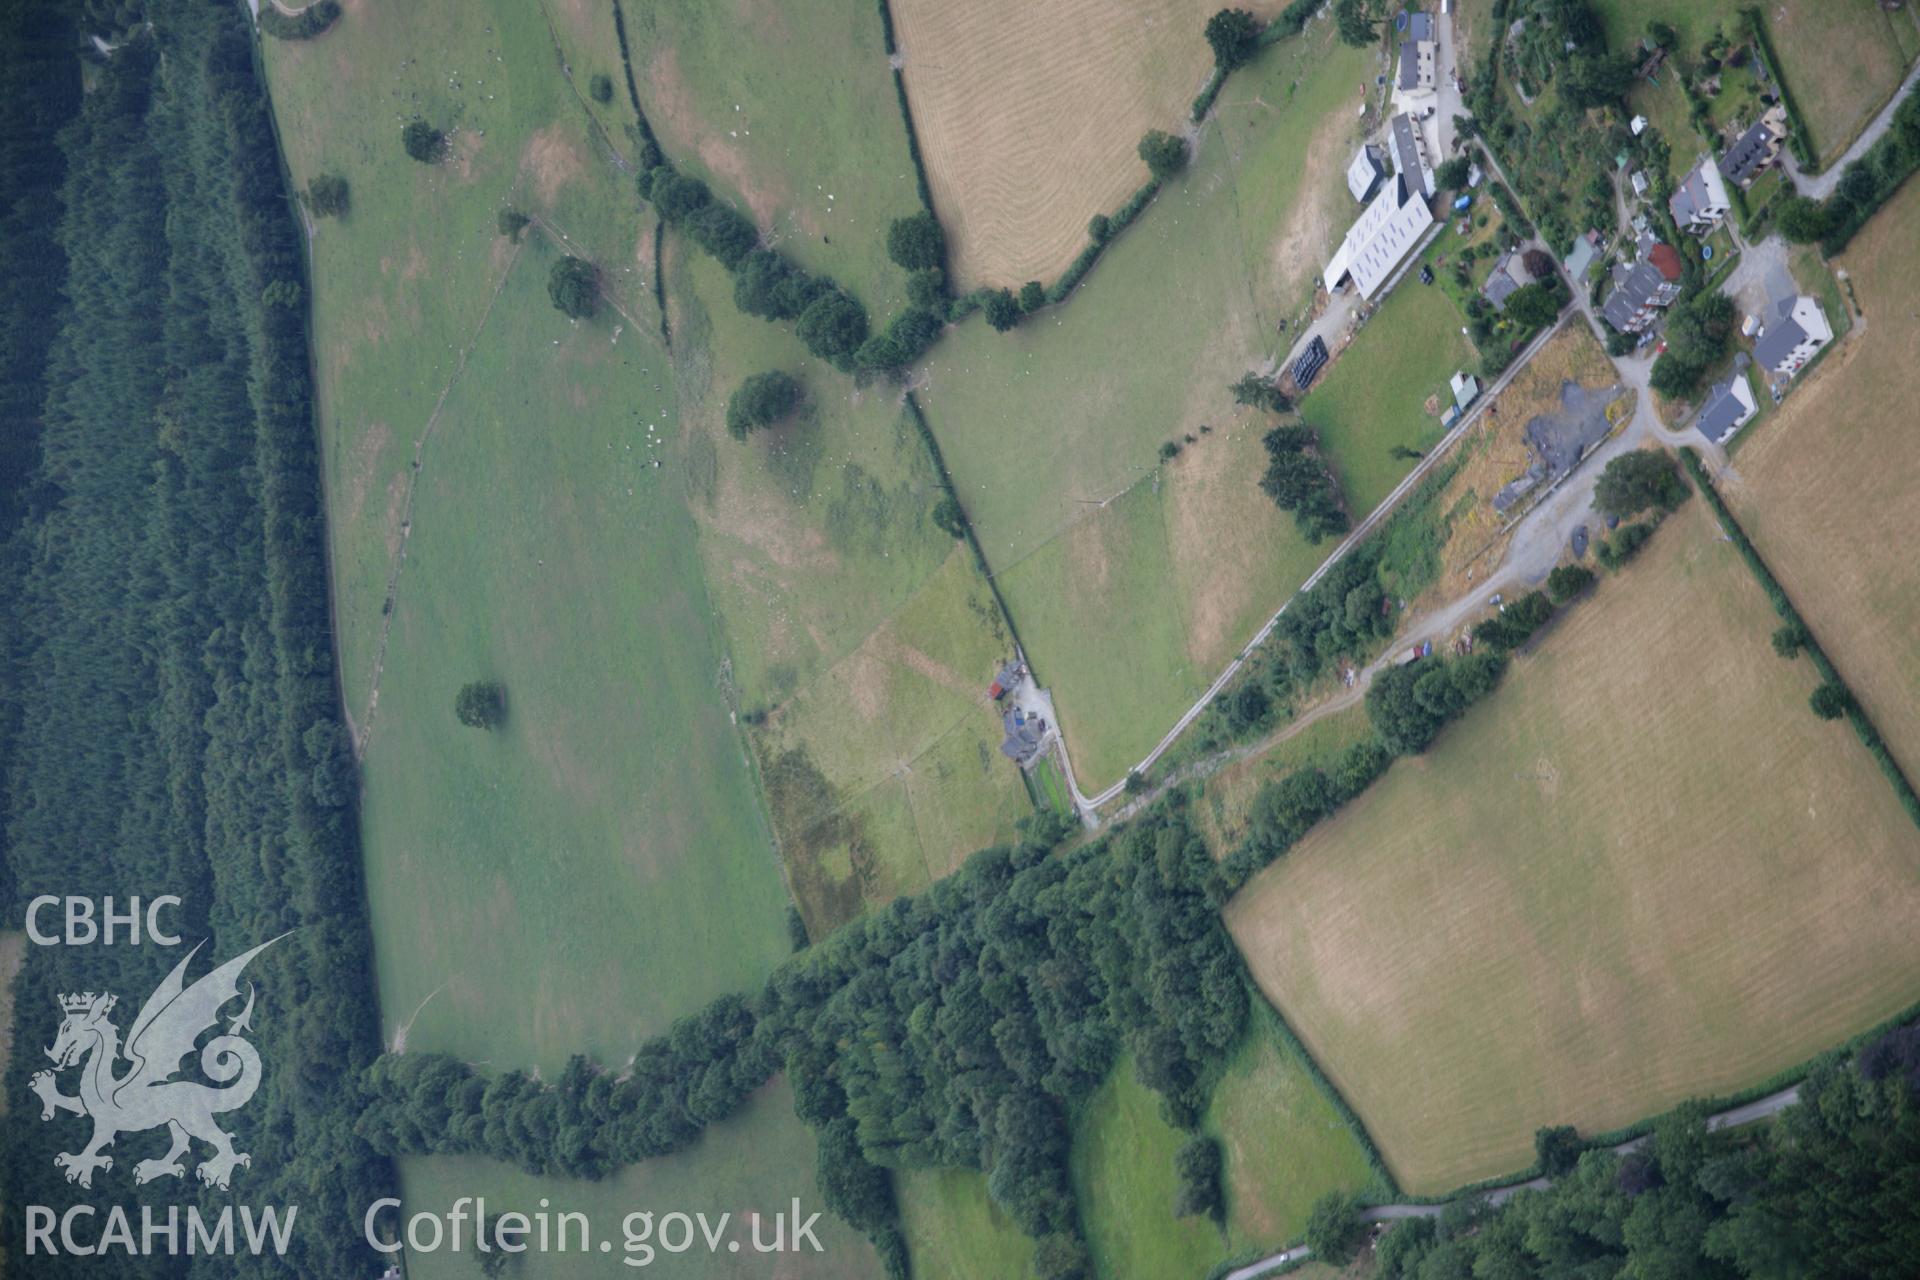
[[0, 2, 392, 1275]]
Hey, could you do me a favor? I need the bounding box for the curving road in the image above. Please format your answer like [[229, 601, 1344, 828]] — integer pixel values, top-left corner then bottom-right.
[[1221, 1084, 1803, 1280], [1780, 59, 1920, 200]]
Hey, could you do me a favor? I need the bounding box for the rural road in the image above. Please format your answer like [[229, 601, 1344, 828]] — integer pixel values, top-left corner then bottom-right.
[[1221, 1084, 1804, 1280], [1781, 58, 1920, 200], [1057, 312, 1573, 822]]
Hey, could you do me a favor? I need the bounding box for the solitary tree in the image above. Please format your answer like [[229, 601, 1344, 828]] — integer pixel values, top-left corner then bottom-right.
[[1435, 155, 1472, 190], [547, 256, 599, 319], [1503, 282, 1563, 328], [1203, 8, 1261, 71], [402, 119, 446, 163], [796, 290, 870, 365], [886, 211, 947, 271], [1771, 621, 1809, 658], [497, 206, 531, 240], [1810, 682, 1852, 720], [1334, 0, 1378, 48], [1536, 1124, 1585, 1177], [725, 370, 804, 440], [1019, 280, 1047, 313], [1775, 196, 1833, 244], [1172, 1136, 1225, 1222], [1522, 247, 1558, 280], [455, 682, 506, 730], [305, 174, 350, 218], [1231, 372, 1291, 414], [1138, 129, 1189, 182], [589, 73, 614, 103], [983, 288, 1022, 332], [1594, 449, 1688, 517], [1303, 1191, 1362, 1264]]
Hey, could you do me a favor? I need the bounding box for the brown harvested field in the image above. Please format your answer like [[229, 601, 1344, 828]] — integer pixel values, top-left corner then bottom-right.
[[892, 0, 1283, 288], [1726, 178, 1920, 781], [1225, 500, 1920, 1193]]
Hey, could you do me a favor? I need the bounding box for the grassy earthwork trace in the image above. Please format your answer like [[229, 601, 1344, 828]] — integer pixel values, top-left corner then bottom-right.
[[1226, 500, 1920, 1192]]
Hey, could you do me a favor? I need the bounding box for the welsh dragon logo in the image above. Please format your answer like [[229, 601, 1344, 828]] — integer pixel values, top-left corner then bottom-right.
[[28, 936, 281, 1190]]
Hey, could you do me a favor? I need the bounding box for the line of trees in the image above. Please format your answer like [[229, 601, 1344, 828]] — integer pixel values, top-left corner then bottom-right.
[[1776, 85, 1920, 254], [0, 6, 394, 1274], [361, 806, 1254, 1280], [1258, 425, 1350, 543]]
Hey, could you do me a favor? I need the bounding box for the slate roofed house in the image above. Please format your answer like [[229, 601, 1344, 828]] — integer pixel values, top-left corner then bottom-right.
[[1753, 294, 1833, 377], [1483, 259, 1522, 311], [1669, 154, 1732, 233], [1600, 236, 1685, 334], [1396, 12, 1437, 96], [987, 661, 1020, 700], [1324, 174, 1435, 299], [998, 707, 1045, 765], [1388, 112, 1435, 198], [1348, 143, 1388, 203], [1720, 105, 1789, 188], [1696, 364, 1758, 443]]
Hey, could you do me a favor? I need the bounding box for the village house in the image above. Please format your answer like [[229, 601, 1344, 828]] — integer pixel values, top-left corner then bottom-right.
[[1669, 154, 1732, 233], [1720, 105, 1789, 188], [1325, 174, 1434, 299], [1753, 294, 1832, 377], [1696, 359, 1759, 443], [1600, 235, 1684, 334], [1394, 11, 1437, 105]]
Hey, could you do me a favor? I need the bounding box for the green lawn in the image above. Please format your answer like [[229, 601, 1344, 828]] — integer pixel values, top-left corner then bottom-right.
[[1300, 280, 1476, 517], [354, 246, 794, 1069], [397, 1080, 883, 1279], [914, 25, 1373, 790], [1207, 1005, 1387, 1252], [622, 0, 921, 314], [897, 1169, 1037, 1280]]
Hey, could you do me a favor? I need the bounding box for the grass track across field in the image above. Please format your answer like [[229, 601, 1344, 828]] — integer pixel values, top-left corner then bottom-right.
[[1226, 500, 1920, 1192]]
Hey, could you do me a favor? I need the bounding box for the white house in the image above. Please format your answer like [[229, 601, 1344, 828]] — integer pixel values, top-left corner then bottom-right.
[[1753, 295, 1833, 377], [1695, 365, 1758, 443], [1324, 175, 1434, 299], [1669, 155, 1732, 233]]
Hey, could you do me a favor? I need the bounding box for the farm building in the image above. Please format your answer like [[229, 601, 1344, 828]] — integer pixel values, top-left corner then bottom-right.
[[1450, 371, 1480, 411], [1753, 295, 1833, 377], [1563, 230, 1602, 281], [1348, 143, 1388, 203], [1388, 112, 1435, 198], [1696, 362, 1759, 443], [1325, 174, 1434, 299], [987, 661, 1021, 700], [1669, 154, 1732, 233]]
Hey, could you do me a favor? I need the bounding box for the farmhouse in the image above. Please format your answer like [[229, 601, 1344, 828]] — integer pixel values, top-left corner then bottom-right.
[[1388, 112, 1436, 198], [1324, 174, 1435, 300], [1669, 154, 1732, 233], [1600, 236, 1684, 334], [1696, 362, 1759, 443], [1481, 247, 1535, 312], [1720, 106, 1789, 187], [1753, 294, 1833, 377], [1394, 11, 1437, 103], [998, 706, 1046, 765], [1348, 143, 1388, 203]]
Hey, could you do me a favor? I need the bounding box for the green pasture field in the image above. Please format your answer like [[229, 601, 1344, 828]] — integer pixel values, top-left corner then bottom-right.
[[396, 1080, 882, 1280], [354, 245, 793, 1069], [913, 26, 1373, 789], [1206, 1004, 1386, 1252], [1070, 1057, 1223, 1277], [1300, 280, 1475, 516], [1226, 502, 1920, 1192], [1595, 0, 1919, 166], [897, 1168, 1037, 1280], [621, 0, 921, 314], [670, 253, 1029, 932], [262, 0, 667, 718]]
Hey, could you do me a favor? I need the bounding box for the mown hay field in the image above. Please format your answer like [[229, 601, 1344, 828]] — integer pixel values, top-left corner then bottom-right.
[[891, 0, 1288, 287], [1727, 178, 1920, 783], [1226, 500, 1920, 1192], [919, 25, 1379, 788]]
